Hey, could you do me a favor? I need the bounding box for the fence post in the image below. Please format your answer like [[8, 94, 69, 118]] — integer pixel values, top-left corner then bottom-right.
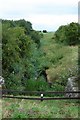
[[41, 93, 43, 101]]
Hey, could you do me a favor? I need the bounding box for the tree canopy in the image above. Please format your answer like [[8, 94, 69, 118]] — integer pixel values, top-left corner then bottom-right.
[[54, 22, 80, 45]]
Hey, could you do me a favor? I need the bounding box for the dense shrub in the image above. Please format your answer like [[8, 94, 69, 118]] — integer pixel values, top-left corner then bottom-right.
[[43, 30, 47, 33], [55, 22, 80, 45], [2, 19, 42, 90]]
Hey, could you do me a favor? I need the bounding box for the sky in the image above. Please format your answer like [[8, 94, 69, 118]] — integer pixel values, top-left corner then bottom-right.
[[0, 0, 79, 31]]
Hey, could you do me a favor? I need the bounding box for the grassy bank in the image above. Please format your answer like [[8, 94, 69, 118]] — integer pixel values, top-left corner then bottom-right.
[[39, 32, 78, 89], [2, 98, 79, 118]]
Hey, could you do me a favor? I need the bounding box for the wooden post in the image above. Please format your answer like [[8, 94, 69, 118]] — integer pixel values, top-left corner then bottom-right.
[[41, 93, 43, 101]]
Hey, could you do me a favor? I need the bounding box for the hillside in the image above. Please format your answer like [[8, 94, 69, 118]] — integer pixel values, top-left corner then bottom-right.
[[39, 32, 78, 91]]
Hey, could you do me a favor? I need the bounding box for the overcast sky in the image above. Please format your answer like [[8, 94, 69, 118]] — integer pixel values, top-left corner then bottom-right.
[[0, 0, 78, 31]]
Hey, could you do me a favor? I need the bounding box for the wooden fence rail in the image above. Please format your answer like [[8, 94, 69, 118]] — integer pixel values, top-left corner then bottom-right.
[[2, 95, 80, 100], [1, 89, 80, 94], [1, 89, 80, 100]]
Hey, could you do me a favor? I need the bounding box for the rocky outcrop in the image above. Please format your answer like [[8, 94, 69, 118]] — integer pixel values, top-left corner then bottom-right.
[[0, 76, 4, 97], [0, 76, 4, 85], [65, 76, 79, 97]]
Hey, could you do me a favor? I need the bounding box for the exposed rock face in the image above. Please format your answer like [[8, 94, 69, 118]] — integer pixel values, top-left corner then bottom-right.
[[65, 76, 79, 97], [0, 76, 4, 85], [0, 76, 5, 93], [0, 76, 4, 97]]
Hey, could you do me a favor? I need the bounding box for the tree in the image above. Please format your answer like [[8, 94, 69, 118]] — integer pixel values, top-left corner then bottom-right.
[[55, 22, 80, 45], [2, 25, 32, 90], [2, 19, 43, 91], [43, 30, 47, 33], [30, 30, 41, 48], [15, 19, 32, 34], [65, 22, 79, 45]]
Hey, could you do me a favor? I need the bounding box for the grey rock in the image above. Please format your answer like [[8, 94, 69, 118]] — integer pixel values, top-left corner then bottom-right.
[[65, 76, 79, 97], [0, 76, 4, 85]]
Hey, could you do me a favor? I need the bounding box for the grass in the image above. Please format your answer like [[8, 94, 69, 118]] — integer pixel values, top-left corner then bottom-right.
[[2, 97, 79, 118], [40, 32, 78, 85], [0, 99, 2, 120]]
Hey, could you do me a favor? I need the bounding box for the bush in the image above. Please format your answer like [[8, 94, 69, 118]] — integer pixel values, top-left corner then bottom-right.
[[55, 22, 80, 45], [43, 30, 47, 33], [25, 77, 49, 92]]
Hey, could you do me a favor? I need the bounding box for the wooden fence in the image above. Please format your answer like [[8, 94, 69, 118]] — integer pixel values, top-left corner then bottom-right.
[[1, 89, 80, 101]]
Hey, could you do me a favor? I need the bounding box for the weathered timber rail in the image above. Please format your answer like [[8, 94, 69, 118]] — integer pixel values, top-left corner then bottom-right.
[[0, 90, 80, 101], [2, 95, 80, 100], [1, 89, 80, 94], [1, 89, 80, 100]]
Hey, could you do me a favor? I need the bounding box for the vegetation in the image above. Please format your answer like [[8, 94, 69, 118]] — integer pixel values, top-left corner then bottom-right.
[[2, 20, 78, 93], [40, 32, 78, 89], [43, 30, 47, 33], [55, 22, 80, 45], [2, 98, 79, 118], [1, 20, 79, 119], [2, 19, 43, 91]]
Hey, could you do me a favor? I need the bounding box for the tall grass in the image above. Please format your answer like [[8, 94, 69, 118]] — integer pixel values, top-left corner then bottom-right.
[[39, 32, 78, 91]]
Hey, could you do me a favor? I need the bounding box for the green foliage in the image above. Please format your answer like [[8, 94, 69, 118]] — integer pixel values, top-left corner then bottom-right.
[[25, 77, 49, 92], [15, 19, 32, 34], [30, 30, 41, 48], [2, 19, 43, 91], [2, 21, 33, 90], [2, 20, 78, 93], [55, 22, 80, 45], [2, 19, 41, 47], [65, 22, 79, 45], [40, 31, 78, 91]]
